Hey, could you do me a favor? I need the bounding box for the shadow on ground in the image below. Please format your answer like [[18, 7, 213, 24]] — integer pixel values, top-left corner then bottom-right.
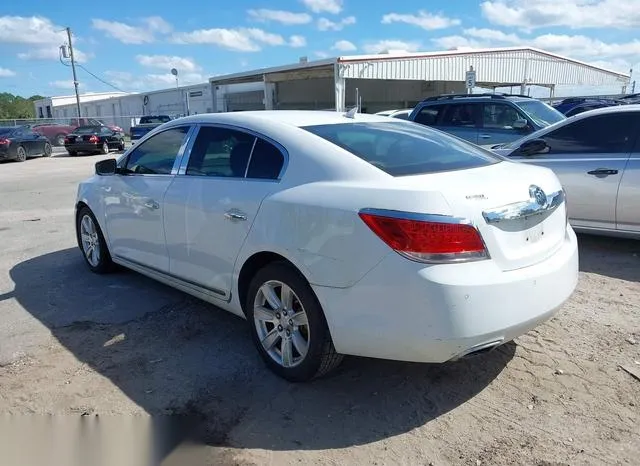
[[577, 234, 640, 282], [8, 247, 518, 459]]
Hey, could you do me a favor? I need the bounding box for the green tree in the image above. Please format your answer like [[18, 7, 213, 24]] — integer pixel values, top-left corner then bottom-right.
[[0, 93, 44, 120]]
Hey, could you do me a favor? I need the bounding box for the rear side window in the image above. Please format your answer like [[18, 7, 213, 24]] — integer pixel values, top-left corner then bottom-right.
[[413, 106, 441, 125], [440, 104, 478, 127], [303, 121, 500, 177], [246, 139, 285, 179], [186, 126, 255, 177]]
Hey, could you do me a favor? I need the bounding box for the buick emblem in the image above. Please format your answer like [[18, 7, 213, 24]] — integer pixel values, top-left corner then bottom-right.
[[529, 185, 547, 206]]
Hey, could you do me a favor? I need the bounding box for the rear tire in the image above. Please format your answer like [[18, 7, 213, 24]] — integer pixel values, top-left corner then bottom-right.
[[15, 146, 26, 162], [76, 206, 114, 274], [118, 139, 125, 151], [246, 262, 343, 382], [55, 134, 65, 146], [100, 142, 109, 155]]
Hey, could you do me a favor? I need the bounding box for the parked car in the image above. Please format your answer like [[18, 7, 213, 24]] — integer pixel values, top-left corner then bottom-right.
[[0, 125, 52, 162], [408, 93, 566, 145], [74, 111, 578, 381], [64, 125, 125, 156], [375, 109, 413, 120], [30, 123, 74, 146], [129, 115, 171, 143], [488, 105, 640, 238], [68, 118, 124, 133], [552, 97, 625, 115]]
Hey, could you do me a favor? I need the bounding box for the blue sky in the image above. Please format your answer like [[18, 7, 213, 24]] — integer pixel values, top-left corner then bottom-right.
[[0, 0, 638, 97]]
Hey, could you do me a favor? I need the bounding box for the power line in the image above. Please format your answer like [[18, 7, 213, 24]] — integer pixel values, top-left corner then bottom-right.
[[77, 64, 128, 93]]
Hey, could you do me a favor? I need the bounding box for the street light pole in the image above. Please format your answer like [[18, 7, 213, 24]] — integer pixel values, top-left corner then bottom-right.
[[66, 27, 82, 119]]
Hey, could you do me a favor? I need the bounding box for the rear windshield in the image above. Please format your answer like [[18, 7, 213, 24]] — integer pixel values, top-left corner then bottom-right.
[[73, 126, 101, 135], [140, 116, 170, 124], [0, 127, 16, 136], [303, 121, 501, 176]]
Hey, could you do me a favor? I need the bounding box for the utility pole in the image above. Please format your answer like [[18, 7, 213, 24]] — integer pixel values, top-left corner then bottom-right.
[[66, 27, 82, 119]]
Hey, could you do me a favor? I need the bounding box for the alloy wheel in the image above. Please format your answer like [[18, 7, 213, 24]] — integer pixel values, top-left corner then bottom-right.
[[80, 214, 101, 267], [253, 280, 310, 368]]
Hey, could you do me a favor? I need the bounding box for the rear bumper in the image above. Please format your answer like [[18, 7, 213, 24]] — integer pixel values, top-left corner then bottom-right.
[[65, 143, 101, 152], [313, 225, 579, 363], [0, 147, 15, 160]]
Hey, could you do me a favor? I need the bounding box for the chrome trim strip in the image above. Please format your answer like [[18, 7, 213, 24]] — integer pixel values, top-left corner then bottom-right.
[[113, 255, 229, 300], [358, 207, 472, 225], [243, 137, 258, 178], [483, 189, 565, 224]]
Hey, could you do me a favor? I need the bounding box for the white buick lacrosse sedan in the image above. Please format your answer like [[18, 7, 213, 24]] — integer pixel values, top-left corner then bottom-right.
[[75, 110, 579, 382]]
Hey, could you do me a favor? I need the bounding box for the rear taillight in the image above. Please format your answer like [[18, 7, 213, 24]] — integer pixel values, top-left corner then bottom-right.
[[89, 135, 99, 143], [359, 209, 488, 263], [0, 138, 9, 145]]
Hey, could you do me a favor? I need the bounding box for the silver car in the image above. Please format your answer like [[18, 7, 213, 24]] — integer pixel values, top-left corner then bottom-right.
[[489, 105, 640, 238]]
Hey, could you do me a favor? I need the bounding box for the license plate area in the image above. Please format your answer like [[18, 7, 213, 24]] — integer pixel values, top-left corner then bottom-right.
[[523, 217, 545, 244]]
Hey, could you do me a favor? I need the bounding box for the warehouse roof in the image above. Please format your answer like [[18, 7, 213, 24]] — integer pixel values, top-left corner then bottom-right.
[[210, 46, 630, 88]]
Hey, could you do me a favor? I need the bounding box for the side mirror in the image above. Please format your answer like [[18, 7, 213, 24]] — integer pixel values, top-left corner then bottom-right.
[[513, 118, 528, 130], [518, 138, 549, 156], [95, 158, 117, 176]]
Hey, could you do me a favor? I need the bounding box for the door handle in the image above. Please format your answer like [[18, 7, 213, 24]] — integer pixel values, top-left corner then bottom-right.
[[224, 209, 247, 221], [144, 200, 159, 210], [587, 168, 618, 176], [479, 134, 491, 139]]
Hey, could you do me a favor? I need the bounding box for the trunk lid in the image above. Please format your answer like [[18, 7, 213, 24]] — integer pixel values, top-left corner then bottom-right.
[[397, 161, 567, 271]]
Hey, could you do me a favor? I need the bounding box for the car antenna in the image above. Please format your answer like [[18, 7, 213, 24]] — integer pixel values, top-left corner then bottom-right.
[[343, 106, 358, 119]]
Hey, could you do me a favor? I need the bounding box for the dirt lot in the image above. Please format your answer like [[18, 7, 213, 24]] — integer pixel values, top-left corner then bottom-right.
[[0, 153, 639, 465]]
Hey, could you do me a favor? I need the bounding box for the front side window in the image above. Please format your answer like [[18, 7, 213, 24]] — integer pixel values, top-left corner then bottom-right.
[[186, 126, 255, 177], [541, 113, 635, 154], [413, 106, 441, 125], [124, 126, 190, 174], [482, 104, 523, 129], [303, 121, 500, 177], [439, 104, 478, 127]]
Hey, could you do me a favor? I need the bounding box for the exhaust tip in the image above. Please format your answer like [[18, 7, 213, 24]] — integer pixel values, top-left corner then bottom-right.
[[451, 339, 504, 361]]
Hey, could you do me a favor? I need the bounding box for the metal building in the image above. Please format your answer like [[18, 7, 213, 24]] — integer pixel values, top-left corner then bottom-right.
[[210, 47, 631, 113]]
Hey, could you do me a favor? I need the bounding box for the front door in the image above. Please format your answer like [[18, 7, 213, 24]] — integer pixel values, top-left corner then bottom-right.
[[104, 125, 192, 271], [616, 119, 640, 233], [509, 112, 636, 231], [479, 103, 530, 146], [163, 125, 286, 298]]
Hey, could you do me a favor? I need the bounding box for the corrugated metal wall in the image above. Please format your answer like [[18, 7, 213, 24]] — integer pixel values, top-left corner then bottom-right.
[[339, 50, 628, 87]]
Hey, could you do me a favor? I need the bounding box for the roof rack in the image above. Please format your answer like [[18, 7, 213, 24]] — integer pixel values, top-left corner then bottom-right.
[[420, 92, 532, 102]]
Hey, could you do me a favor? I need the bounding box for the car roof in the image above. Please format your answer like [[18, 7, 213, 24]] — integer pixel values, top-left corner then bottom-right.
[[167, 110, 395, 128]]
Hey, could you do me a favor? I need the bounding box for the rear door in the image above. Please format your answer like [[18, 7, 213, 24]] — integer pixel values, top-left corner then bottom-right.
[[163, 125, 286, 299], [616, 115, 640, 233], [479, 102, 530, 145], [508, 112, 636, 231]]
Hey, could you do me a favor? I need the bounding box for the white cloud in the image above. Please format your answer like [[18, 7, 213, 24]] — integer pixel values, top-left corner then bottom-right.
[[247, 9, 312, 25], [17, 46, 91, 63], [332, 40, 357, 52], [289, 35, 307, 48], [0, 16, 66, 45], [136, 55, 201, 72], [91, 16, 172, 44], [301, 0, 343, 14], [142, 16, 173, 34], [317, 16, 356, 31], [171, 27, 286, 52], [105, 70, 205, 92], [0, 67, 16, 77], [92, 19, 155, 44], [381, 10, 461, 30], [314, 51, 330, 58], [480, 0, 640, 29], [363, 40, 422, 54]]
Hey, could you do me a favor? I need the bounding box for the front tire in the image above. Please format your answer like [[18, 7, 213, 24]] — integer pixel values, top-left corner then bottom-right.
[[246, 262, 343, 382], [76, 207, 114, 274], [55, 134, 65, 146]]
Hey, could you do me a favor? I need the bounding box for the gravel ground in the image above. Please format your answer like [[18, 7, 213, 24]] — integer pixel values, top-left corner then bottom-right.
[[0, 153, 638, 466]]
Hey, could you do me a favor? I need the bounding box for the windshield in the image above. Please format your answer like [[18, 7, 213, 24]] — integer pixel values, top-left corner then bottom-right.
[[140, 116, 170, 124], [516, 100, 566, 127], [73, 126, 101, 135], [303, 121, 501, 177]]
